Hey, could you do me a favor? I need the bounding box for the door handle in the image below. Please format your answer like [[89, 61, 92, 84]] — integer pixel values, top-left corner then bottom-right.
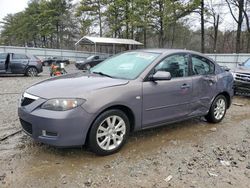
[[181, 84, 190, 89]]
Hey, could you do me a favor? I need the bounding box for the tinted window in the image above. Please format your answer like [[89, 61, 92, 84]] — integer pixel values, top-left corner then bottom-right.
[[0, 53, 7, 60], [192, 55, 214, 75], [13, 54, 28, 59], [155, 54, 189, 78]]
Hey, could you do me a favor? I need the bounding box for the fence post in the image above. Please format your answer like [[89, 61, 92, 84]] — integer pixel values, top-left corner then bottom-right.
[[236, 53, 239, 66]]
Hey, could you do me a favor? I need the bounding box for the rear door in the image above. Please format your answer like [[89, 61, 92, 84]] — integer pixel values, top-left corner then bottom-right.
[[142, 53, 193, 127], [190, 54, 217, 115], [0, 53, 8, 72], [10, 53, 29, 73], [92, 56, 101, 67]]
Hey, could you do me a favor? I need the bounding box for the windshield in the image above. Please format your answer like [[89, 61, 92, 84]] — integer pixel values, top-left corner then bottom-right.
[[244, 59, 250, 68], [91, 52, 160, 80]]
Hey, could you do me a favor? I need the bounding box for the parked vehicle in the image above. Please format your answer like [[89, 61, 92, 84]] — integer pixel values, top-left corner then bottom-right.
[[0, 53, 43, 76], [231, 58, 250, 94], [18, 49, 234, 155], [75, 55, 106, 70], [42, 56, 70, 66]]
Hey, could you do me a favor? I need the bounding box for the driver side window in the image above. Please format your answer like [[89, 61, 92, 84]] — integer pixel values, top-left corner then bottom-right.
[[155, 54, 189, 78]]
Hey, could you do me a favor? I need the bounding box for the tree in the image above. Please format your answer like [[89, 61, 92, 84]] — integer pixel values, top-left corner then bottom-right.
[[226, 0, 245, 53], [243, 0, 250, 52], [77, 0, 105, 37]]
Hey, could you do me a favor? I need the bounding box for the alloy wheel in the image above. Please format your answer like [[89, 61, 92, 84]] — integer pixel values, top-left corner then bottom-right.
[[214, 98, 226, 120], [96, 115, 126, 151], [27, 67, 38, 77]]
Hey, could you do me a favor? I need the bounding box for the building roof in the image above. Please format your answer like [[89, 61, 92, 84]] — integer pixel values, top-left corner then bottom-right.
[[75, 36, 143, 46]]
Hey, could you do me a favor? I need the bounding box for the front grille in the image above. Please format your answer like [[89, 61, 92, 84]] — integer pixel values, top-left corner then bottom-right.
[[21, 97, 35, 106], [20, 119, 32, 135], [235, 73, 250, 83]]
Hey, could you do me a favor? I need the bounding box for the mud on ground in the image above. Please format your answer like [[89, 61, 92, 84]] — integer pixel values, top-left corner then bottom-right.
[[0, 65, 250, 187]]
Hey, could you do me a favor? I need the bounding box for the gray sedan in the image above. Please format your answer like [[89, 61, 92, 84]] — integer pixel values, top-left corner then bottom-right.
[[18, 49, 234, 155]]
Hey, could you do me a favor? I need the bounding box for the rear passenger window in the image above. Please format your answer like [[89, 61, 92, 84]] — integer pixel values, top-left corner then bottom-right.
[[192, 55, 214, 75], [155, 54, 189, 78], [0, 53, 7, 60], [13, 54, 28, 59]]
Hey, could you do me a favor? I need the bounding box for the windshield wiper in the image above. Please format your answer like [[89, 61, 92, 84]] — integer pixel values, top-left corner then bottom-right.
[[92, 71, 113, 78]]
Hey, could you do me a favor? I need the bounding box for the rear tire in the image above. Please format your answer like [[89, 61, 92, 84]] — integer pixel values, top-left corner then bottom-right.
[[88, 109, 130, 155], [205, 95, 227, 123], [25, 67, 38, 77]]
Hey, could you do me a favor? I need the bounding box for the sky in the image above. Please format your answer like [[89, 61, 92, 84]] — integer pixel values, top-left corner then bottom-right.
[[0, 0, 29, 22]]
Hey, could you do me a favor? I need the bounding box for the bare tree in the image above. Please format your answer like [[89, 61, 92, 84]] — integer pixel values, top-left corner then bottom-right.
[[226, 0, 245, 53], [243, 0, 250, 52], [206, 0, 224, 52]]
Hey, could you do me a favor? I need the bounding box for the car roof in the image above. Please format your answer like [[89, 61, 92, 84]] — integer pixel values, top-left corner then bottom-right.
[[136, 48, 203, 55], [135, 48, 214, 62]]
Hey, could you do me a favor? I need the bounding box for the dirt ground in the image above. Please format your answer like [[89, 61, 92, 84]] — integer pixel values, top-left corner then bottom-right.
[[0, 65, 250, 188]]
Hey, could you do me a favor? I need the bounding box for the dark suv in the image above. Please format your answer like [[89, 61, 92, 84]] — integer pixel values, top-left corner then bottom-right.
[[0, 53, 43, 76], [231, 58, 250, 94]]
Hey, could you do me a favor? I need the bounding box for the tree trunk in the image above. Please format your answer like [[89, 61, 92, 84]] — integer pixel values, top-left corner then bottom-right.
[[158, 0, 164, 48], [97, 0, 102, 37], [201, 0, 205, 53], [125, 1, 129, 39], [56, 22, 59, 49], [247, 33, 250, 53], [171, 23, 176, 48], [236, 0, 244, 53], [213, 14, 219, 53]]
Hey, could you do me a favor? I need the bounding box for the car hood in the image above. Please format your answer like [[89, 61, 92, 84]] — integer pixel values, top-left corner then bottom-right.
[[26, 73, 129, 99], [233, 66, 250, 74]]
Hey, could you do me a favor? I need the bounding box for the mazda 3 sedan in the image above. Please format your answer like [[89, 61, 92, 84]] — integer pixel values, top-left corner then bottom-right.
[[18, 49, 234, 155]]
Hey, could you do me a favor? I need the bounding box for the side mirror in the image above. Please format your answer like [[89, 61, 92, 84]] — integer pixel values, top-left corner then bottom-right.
[[238, 63, 243, 67], [152, 71, 171, 81]]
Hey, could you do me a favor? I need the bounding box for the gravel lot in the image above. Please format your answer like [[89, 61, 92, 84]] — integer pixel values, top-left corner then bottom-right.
[[0, 65, 250, 187]]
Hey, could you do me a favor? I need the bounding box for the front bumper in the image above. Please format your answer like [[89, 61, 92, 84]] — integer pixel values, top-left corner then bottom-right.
[[18, 104, 94, 147]]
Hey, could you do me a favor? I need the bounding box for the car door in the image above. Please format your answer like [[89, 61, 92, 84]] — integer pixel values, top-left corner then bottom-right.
[[0, 53, 8, 73], [190, 54, 218, 115], [142, 53, 193, 127], [10, 53, 29, 73], [92, 56, 101, 67]]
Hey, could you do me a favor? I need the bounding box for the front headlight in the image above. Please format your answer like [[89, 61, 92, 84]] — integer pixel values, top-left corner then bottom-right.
[[41, 98, 86, 111]]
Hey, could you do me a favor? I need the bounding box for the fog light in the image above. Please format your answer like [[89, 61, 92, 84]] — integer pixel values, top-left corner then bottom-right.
[[42, 130, 58, 137], [42, 130, 46, 136]]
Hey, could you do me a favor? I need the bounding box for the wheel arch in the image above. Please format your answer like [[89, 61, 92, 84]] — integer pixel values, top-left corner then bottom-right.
[[85, 104, 136, 144], [216, 91, 231, 108], [25, 66, 38, 75]]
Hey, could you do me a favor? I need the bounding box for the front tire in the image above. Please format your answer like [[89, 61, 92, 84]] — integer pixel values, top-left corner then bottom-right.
[[88, 109, 130, 155], [205, 95, 227, 123]]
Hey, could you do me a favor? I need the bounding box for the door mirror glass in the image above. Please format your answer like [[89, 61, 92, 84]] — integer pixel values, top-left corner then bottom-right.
[[152, 71, 171, 81]]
